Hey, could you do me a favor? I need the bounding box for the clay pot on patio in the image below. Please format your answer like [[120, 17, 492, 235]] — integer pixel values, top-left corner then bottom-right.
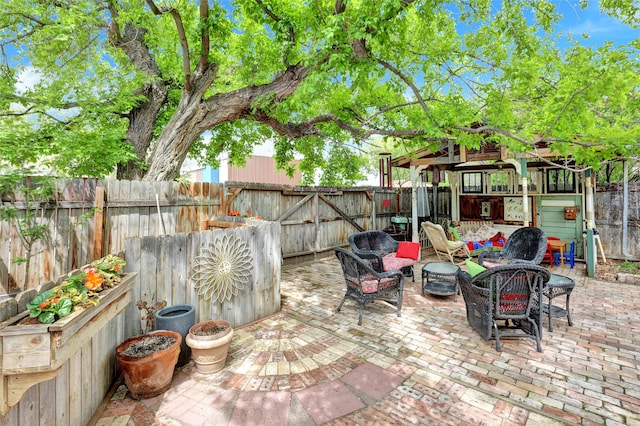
[[185, 320, 233, 374], [116, 330, 182, 400]]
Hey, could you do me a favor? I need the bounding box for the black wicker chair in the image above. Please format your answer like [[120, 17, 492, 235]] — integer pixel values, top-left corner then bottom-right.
[[335, 248, 405, 325], [457, 264, 550, 352], [348, 230, 416, 281], [478, 226, 547, 266]]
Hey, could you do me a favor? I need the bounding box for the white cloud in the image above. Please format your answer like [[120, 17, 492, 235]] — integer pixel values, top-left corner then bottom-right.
[[15, 66, 41, 94], [566, 18, 611, 35]]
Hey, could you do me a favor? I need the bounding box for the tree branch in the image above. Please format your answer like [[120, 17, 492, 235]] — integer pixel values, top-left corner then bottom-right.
[[3, 94, 80, 111], [377, 58, 432, 118], [543, 74, 601, 137], [254, 0, 296, 65], [145, 0, 192, 91], [198, 0, 209, 72], [1, 106, 72, 124], [5, 12, 49, 27], [57, 33, 101, 69], [0, 106, 36, 117], [453, 125, 538, 146], [251, 109, 433, 141]]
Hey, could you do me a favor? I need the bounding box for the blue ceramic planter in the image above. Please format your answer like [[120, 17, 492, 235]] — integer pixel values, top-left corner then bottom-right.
[[155, 304, 195, 367]]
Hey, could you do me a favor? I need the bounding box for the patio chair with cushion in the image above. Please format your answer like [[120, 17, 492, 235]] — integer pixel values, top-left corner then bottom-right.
[[348, 230, 418, 281], [334, 247, 405, 325], [421, 221, 471, 264], [478, 226, 547, 267], [457, 263, 551, 352]]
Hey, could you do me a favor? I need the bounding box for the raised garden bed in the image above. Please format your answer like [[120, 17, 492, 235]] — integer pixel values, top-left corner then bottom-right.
[[0, 273, 136, 415]]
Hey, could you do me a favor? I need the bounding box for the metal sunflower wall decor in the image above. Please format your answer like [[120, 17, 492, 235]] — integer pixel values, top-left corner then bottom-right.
[[192, 233, 253, 303]]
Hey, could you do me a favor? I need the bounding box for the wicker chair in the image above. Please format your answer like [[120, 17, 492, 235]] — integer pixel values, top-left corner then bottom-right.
[[457, 264, 550, 352], [479, 226, 547, 266], [334, 247, 405, 325], [421, 221, 471, 264], [348, 230, 416, 281]]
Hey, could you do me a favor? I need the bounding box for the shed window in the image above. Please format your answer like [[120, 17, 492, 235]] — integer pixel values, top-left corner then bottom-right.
[[489, 172, 510, 193], [462, 172, 482, 193], [547, 169, 575, 193], [517, 170, 539, 193]]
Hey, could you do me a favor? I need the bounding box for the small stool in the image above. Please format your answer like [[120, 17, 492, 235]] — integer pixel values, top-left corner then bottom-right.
[[542, 274, 575, 332], [421, 262, 460, 301]]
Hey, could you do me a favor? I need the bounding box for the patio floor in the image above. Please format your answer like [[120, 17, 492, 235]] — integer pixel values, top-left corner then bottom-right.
[[93, 251, 640, 425]]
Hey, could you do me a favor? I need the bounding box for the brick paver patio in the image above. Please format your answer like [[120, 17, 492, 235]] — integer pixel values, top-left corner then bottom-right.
[[94, 252, 640, 425]]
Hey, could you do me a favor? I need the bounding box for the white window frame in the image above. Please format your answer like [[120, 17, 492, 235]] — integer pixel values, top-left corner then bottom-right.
[[516, 169, 540, 194], [487, 170, 512, 194]]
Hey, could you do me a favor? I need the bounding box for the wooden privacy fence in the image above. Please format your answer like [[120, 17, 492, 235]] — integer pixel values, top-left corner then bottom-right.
[[0, 179, 222, 294], [222, 183, 446, 265], [594, 183, 640, 260], [1, 179, 432, 293], [10, 177, 640, 293]]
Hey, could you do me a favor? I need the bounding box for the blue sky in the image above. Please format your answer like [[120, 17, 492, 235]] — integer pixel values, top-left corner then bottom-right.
[[554, 1, 638, 47]]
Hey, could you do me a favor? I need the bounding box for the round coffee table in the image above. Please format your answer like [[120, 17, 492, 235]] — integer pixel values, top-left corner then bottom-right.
[[421, 262, 460, 301], [541, 274, 575, 332]]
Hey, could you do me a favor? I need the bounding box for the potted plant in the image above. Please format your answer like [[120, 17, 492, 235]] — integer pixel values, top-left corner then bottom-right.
[[185, 320, 233, 374], [115, 330, 182, 400]]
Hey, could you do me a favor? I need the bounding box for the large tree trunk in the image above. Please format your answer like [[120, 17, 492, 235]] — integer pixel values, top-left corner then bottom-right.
[[117, 81, 168, 180], [110, 22, 170, 180], [143, 65, 309, 181]]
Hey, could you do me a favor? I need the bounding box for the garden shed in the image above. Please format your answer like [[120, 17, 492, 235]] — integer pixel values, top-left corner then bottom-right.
[[387, 141, 603, 276]]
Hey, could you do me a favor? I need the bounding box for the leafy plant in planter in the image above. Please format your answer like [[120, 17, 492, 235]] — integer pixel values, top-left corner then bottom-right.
[[27, 276, 96, 323], [25, 255, 127, 324]]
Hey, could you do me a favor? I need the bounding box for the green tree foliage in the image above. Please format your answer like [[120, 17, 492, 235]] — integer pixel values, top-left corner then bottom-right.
[[1, 1, 638, 183]]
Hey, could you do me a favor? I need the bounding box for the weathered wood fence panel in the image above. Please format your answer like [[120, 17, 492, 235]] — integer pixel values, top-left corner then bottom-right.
[[224, 183, 419, 263], [1, 180, 224, 294], [124, 218, 281, 331], [595, 183, 640, 260]]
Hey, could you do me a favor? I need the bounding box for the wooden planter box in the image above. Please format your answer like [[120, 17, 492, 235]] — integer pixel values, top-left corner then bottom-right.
[[0, 273, 136, 415]]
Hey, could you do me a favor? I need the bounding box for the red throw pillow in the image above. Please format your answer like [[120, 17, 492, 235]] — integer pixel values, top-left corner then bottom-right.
[[490, 232, 503, 243], [396, 242, 420, 260]]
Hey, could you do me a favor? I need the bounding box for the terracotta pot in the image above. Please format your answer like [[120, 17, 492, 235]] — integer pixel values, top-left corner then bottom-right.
[[186, 320, 234, 374], [116, 330, 181, 400]]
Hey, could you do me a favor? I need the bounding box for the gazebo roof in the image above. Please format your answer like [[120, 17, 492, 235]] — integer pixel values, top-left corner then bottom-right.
[[389, 141, 562, 171]]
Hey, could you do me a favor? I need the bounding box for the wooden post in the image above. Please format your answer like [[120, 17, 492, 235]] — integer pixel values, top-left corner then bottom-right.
[[92, 186, 106, 261], [218, 185, 225, 216]]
